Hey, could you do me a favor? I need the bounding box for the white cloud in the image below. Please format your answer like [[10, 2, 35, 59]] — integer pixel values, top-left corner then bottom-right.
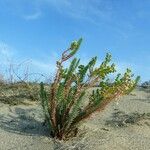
[[2, 0, 112, 22], [23, 11, 42, 20], [0, 0, 134, 38], [31, 59, 56, 74], [40, 0, 113, 23], [0, 42, 58, 81]]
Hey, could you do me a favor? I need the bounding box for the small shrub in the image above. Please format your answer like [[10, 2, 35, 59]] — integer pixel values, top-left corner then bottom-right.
[[141, 80, 150, 88], [40, 38, 140, 140]]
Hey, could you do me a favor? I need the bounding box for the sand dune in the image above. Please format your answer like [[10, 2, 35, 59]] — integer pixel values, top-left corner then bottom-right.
[[0, 87, 150, 150]]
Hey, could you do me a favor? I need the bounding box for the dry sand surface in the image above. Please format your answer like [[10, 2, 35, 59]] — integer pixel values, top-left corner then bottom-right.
[[0, 87, 150, 150]]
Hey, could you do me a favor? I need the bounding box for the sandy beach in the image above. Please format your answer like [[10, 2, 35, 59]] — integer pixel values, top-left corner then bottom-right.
[[0, 87, 150, 150]]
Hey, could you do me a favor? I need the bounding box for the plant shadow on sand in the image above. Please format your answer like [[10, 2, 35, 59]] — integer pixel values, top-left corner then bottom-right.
[[0, 106, 87, 150], [105, 110, 150, 127], [0, 107, 50, 137]]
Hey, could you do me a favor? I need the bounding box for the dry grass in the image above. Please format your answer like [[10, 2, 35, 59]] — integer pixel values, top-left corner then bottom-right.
[[105, 111, 150, 127], [0, 82, 40, 105]]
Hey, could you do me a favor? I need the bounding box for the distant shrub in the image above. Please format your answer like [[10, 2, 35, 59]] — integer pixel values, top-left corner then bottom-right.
[[40, 38, 140, 140], [141, 81, 150, 88], [0, 74, 5, 85]]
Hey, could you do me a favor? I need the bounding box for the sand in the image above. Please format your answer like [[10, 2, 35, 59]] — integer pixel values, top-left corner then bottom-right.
[[0, 87, 150, 150]]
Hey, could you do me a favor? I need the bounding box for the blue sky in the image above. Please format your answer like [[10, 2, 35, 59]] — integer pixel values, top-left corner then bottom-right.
[[0, 0, 150, 82]]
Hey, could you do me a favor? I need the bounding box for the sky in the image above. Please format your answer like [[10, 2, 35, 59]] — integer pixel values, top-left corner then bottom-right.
[[0, 0, 150, 82]]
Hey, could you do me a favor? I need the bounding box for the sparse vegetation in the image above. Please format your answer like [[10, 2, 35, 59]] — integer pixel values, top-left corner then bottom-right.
[[0, 61, 48, 105], [0, 74, 5, 85], [0, 82, 40, 105], [40, 38, 140, 140], [105, 111, 150, 127]]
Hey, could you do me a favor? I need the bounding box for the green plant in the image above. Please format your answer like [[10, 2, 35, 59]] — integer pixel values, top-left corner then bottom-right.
[[40, 38, 140, 140]]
